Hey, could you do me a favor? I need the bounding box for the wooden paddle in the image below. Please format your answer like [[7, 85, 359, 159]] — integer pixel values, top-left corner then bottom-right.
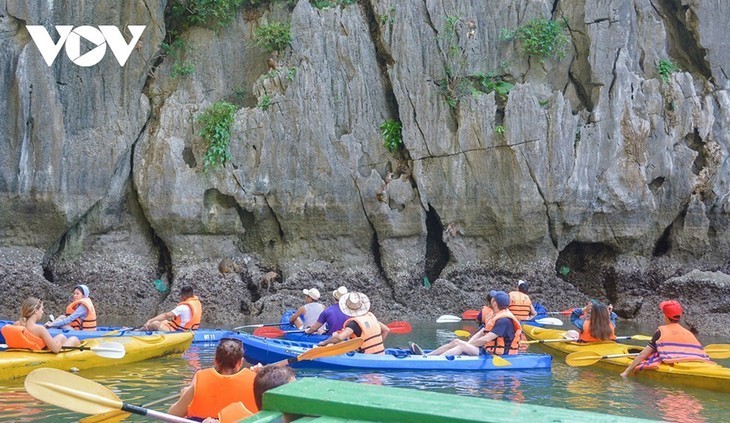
[[24, 368, 196, 422], [80, 393, 180, 423], [566, 344, 730, 367], [522, 334, 652, 344], [253, 321, 412, 338], [0, 342, 126, 359], [271, 338, 363, 366]]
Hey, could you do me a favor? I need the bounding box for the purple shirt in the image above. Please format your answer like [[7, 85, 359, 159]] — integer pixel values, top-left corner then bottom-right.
[[317, 304, 349, 335]]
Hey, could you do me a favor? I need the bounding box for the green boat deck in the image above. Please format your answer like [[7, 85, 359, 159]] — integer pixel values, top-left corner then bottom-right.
[[242, 378, 656, 422]]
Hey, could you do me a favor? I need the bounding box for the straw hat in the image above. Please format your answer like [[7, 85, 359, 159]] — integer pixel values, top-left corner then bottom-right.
[[339, 292, 370, 317], [332, 286, 348, 301]]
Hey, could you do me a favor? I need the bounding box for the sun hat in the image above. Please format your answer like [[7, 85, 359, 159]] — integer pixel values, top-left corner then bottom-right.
[[302, 288, 321, 301], [489, 290, 511, 309], [659, 300, 683, 320], [517, 280, 529, 293], [332, 286, 348, 301], [74, 284, 90, 298], [339, 292, 371, 317]]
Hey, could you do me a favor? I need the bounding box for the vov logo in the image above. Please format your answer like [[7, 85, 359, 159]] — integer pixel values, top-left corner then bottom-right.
[[26, 25, 146, 67]]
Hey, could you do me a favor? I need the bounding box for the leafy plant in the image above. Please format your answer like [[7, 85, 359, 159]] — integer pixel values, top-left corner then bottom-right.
[[286, 67, 297, 81], [170, 0, 244, 29], [502, 18, 569, 61], [254, 22, 291, 53], [494, 125, 505, 136], [657, 59, 678, 83], [171, 62, 195, 78], [311, 0, 356, 9], [198, 101, 238, 171], [474, 72, 513, 99], [258, 94, 271, 110], [380, 119, 403, 153]]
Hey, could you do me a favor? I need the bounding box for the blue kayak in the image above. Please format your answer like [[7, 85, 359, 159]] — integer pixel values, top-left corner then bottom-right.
[[0, 320, 233, 344], [234, 332, 552, 371], [278, 310, 328, 343]]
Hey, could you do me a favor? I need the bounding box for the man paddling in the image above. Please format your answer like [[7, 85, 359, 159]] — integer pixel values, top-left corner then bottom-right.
[[620, 300, 711, 377]]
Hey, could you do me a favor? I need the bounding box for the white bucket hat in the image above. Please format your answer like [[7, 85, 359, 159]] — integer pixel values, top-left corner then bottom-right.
[[339, 292, 370, 317], [302, 288, 321, 301], [332, 286, 348, 301]]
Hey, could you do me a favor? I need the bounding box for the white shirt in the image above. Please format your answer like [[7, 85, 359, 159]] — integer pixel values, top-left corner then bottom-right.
[[171, 304, 192, 327]]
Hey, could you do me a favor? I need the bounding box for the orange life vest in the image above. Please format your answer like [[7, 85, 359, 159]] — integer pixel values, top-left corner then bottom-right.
[[65, 298, 97, 330], [480, 306, 494, 326], [578, 320, 616, 343], [1, 324, 45, 350], [169, 296, 202, 331], [637, 323, 712, 370], [508, 291, 533, 321], [186, 367, 257, 419], [344, 312, 385, 354], [217, 402, 254, 423], [482, 309, 522, 355]]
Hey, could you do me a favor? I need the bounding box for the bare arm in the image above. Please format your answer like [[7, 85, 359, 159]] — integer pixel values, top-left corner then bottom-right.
[[318, 327, 353, 346], [304, 321, 323, 334], [378, 321, 390, 341], [34, 326, 63, 353], [529, 304, 538, 320], [468, 331, 498, 347], [289, 306, 305, 324], [168, 379, 195, 417], [620, 345, 654, 377]]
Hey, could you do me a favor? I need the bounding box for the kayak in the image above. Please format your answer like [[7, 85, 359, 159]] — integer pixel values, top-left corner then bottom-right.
[[278, 310, 329, 343], [0, 320, 233, 344], [0, 332, 193, 381], [523, 324, 730, 394], [235, 332, 552, 371]]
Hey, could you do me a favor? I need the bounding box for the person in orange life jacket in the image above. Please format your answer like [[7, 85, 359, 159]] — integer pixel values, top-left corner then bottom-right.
[[621, 300, 711, 377], [569, 300, 617, 342], [317, 292, 390, 354], [508, 280, 538, 321], [201, 365, 297, 423], [168, 337, 260, 420], [421, 291, 521, 357], [2, 297, 80, 352], [289, 288, 326, 331], [45, 284, 97, 330], [143, 286, 202, 331], [304, 286, 349, 336]]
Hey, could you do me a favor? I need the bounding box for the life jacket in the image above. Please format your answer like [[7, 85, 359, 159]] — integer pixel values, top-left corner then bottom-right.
[[169, 296, 202, 331], [65, 298, 97, 330], [344, 312, 384, 354], [482, 308, 522, 355], [1, 324, 45, 350], [578, 320, 616, 343], [186, 367, 257, 419], [480, 306, 494, 326], [508, 291, 533, 321], [217, 401, 254, 423], [637, 324, 712, 370]]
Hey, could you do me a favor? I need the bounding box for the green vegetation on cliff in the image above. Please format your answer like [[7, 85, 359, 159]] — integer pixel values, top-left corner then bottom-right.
[[198, 101, 239, 171]]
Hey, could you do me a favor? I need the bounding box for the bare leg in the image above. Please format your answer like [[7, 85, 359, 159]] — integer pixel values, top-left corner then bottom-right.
[[438, 340, 481, 357], [62, 335, 81, 347], [158, 321, 176, 332], [145, 320, 163, 331], [427, 339, 461, 356], [293, 317, 303, 330]]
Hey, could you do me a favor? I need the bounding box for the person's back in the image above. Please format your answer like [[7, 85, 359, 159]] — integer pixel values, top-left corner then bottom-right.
[[508, 280, 536, 321], [319, 303, 348, 335]]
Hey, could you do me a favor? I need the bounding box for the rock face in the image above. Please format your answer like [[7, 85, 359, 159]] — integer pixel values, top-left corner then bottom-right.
[[1, 0, 729, 333]]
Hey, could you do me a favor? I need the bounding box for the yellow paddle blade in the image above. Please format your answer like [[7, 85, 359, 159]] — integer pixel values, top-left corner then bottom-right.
[[629, 335, 653, 341], [565, 351, 609, 367], [25, 368, 123, 415], [705, 344, 730, 359], [298, 338, 364, 361], [491, 354, 512, 367], [454, 330, 471, 338], [79, 410, 131, 423]]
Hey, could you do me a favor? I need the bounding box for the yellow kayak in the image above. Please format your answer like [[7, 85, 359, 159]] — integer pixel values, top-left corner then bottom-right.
[[0, 332, 193, 381], [523, 324, 730, 394]]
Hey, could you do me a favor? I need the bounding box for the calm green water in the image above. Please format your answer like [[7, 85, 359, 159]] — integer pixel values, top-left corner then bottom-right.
[[1, 320, 729, 422]]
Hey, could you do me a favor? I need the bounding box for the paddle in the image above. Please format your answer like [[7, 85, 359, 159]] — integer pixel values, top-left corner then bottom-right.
[[522, 334, 652, 344], [454, 330, 471, 338], [80, 393, 180, 423], [547, 308, 574, 315], [461, 310, 479, 320], [566, 344, 730, 367], [24, 368, 196, 422], [272, 338, 363, 366], [436, 314, 462, 323], [254, 321, 412, 338], [533, 317, 564, 326], [232, 322, 287, 330], [0, 342, 126, 359]]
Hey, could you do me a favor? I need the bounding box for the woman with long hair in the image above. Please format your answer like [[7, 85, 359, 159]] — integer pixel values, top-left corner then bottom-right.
[[570, 301, 617, 342], [0, 297, 80, 352]]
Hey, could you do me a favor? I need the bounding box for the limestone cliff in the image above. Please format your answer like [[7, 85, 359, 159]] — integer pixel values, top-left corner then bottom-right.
[[1, 0, 729, 334]]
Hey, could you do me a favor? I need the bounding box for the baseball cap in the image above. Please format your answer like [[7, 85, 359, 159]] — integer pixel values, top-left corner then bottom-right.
[[489, 290, 511, 308], [659, 300, 682, 320]]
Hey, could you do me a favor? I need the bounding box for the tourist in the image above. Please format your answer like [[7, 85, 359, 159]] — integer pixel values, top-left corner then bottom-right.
[[304, 286, 349, 336], [142, 286, 202, 331], [45, 284, 97, 330], [289, 288, 326, 331], [569, 300, 617, 342], [508, 280, 537, 321], [1, 297, 80, 352], [317, 292, 390, 354]]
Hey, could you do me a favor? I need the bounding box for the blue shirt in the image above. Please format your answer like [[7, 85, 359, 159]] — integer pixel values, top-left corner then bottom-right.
[[50, 304, 88, 328], [317, 304, 349, 335]]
